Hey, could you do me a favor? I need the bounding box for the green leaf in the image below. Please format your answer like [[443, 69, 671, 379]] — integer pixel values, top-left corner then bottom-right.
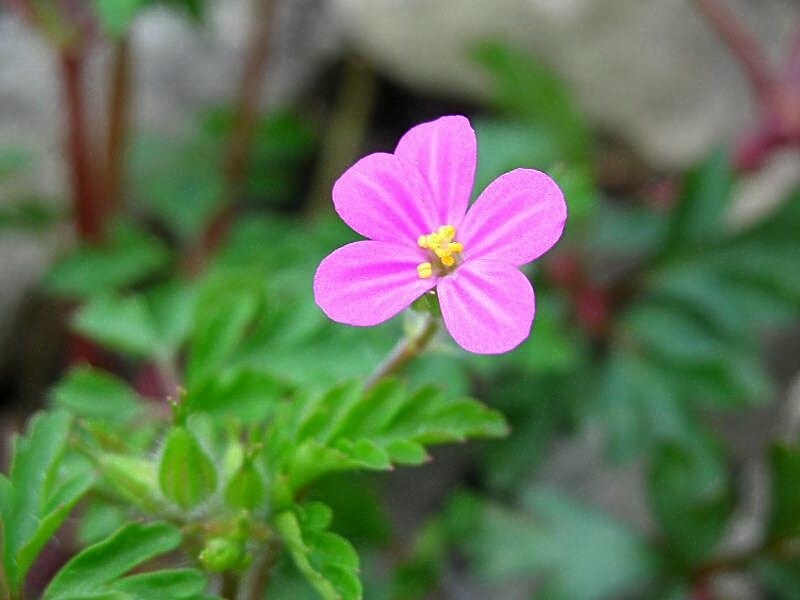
[[92, 0, 146, 37], [648, 442, 733, 566], [767, 443, 800, 542], [268, 380, 508, 497], [186, 369, 286, 422], [594, 352, 697, 460], [159, 427, 217, 509], [2, 411, 91, 593], [186, 277, 265, 386], [450, 489, 655, 600], [0, 198, 63, 231], [473, 41, 591, 163], [276, 503, 362, 600], [45, 222, 170, 298], [43, 522, 182, 600], [52, 366, 143, 425], [666, 149, 734, 249], [72, 282, 195, 360], [225, 458, 266, 510], [112, 568, 207, 599], [96, 454, 161, 513], [72, 292, 161, 358]]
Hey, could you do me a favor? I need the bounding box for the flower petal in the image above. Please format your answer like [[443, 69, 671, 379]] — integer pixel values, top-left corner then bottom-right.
[[394, 115, 477, 227], [314, 240, 434, 326], [458, 168, 566, 266], [437, 259, 535, 354], [333, 152, 438, 245]]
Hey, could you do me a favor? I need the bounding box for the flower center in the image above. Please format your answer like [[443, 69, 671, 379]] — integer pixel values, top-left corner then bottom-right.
[[416, 225, 464, 279]]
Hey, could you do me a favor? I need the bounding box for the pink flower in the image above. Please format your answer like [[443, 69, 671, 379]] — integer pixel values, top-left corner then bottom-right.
[[313, 115, 567, 354]]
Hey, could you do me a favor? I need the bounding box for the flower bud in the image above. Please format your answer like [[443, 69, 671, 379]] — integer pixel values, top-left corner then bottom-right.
[[158, 426, 217, 509], [199, 536, 245, 573], [224, 458, 266, 510]]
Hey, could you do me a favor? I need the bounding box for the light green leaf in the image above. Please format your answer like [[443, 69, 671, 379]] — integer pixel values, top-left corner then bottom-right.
[[112, 568, 207, 599], [43, 522, 182, 599], [268, 380, 508, 497], [52, 366, 143, 425], [159, 427, 217, 509], [72, 293, 161, 358], [2, 411, 89, 593], [45, 223, 170, 298], [92, 0, 146, 36], [276, 503, 362, 600]]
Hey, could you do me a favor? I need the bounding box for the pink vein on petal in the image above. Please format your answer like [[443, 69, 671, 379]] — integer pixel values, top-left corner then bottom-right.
[[395, 115, 477, 227], [437, 259, 535, 354], [458, 168, 567, 266], [313, 240, 435, 326], [333, 152, 438, 245]]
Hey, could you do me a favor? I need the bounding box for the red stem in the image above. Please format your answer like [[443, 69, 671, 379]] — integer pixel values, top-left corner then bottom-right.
[[223, 0, 277, 199], [105, 36, 132, 214], [60, 49, 103, 240], [192, 0, 277, 271], [693, 0, 776, 108]]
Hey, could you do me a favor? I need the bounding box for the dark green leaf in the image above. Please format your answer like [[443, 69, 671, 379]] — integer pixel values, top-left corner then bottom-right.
[[648, 442, 733, 565], [767, 444, 800, 542], [450, 489, 655, 599]]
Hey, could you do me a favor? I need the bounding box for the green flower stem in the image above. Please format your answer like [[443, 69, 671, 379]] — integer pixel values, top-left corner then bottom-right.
[[364, 315, 439, 391]]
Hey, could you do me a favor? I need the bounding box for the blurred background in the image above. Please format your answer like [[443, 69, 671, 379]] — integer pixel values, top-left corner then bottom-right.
[[2, 0, 800, 598]]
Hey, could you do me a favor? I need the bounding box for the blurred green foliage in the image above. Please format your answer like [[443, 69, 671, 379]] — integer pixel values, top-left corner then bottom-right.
[[3, 11, 800, 597]]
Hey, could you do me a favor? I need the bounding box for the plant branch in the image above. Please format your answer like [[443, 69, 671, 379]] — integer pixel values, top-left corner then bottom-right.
[[223, 0, 278, 200], [365, 314, 439, 391], [693, 0, 776, 108], [105, 35, 132, 215], [60, 48, 103, 240]]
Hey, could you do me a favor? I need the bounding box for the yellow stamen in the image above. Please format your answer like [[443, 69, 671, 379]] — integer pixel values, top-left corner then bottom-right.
[[416, 224, 464, 277]]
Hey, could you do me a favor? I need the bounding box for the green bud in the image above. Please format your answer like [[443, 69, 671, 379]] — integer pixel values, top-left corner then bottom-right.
[[158, 426, 217, 509], [225, 459, 266, 510], [199, 537, 246, 573]]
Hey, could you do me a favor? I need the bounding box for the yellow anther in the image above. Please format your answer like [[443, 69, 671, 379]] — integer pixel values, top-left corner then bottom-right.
[[417, 235, 428, 248], [449, 242, 463, 253], [438, 225, 456, 241], [417, 262, 433, 279], [441, 255, 456, 267], [434, 247, 450, 258]]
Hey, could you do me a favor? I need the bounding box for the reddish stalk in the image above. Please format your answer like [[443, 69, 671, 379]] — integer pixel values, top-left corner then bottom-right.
[[60, 49, 103, 240], [693, 0, 776, 108], [193, 0, 278, 269], [105, 35, 132, 214], [223, 0, 277, 199]]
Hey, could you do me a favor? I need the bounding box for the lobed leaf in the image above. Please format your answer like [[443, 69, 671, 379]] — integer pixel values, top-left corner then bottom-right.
[[276, 503, 362, 600]]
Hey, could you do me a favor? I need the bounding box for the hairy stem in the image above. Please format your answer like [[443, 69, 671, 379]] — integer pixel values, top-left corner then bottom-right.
[[365, 314, 439, 391], [308, 55, 377, 215], [693, 0, 776, 107], [105, 35, 132, 214], [60, 49, 103, 240]]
